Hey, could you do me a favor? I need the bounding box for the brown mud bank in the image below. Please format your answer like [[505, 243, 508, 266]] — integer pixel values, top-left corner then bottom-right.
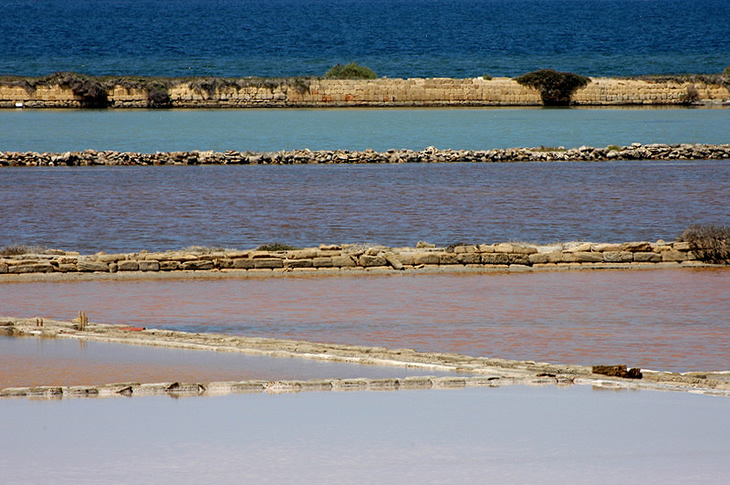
[[2, 317, 728, 400], [3, 143, 730, 167], [1, 240, 723, 280], [1, 75, 729, 109]]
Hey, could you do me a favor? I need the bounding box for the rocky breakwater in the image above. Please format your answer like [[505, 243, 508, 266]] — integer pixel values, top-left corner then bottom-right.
[[0, 240, 721, 278], [2, 143, 730, 167]]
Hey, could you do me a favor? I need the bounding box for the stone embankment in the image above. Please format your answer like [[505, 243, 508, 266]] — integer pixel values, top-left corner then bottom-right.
[[0, 240, 719, 278], [2, 317, 728, 399], [2, 143, 730, 167], [1, 76, 729, 108]]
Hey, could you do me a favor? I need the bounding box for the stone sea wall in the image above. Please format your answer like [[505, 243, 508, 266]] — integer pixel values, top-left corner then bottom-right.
[[1, 77, 728, 108], [2, 143, 730, 167], [0, 240, 717, 277], [3, 317, 728, 399]]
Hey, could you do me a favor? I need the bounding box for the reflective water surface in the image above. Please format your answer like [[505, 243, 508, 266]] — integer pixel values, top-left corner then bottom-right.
[[0, 335, 459, 389], [2, 160, 729, 253], [3, 269, 728, 373], [1, 386, 728, 484]]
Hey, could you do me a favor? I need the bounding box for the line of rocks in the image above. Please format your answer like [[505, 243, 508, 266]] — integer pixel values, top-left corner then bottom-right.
[[0, 240, 717, 277], [2, 143, 730, 167], [3, 317, 728, 400]]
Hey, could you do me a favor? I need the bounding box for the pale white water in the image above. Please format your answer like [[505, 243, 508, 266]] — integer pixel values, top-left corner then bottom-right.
[[1, 386, 728, 484]]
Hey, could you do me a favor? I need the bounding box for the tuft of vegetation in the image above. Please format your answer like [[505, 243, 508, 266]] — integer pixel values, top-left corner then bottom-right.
[[532, 146, 567, 152], [0, 244, 49, 256], [324, 62, 377, 80], [677, 224, 730, 264], [481, 75, 493, 81], [515, 69, 591, 106], [256, 243, 301, 252], [45, 72, 110, 108], [606, 145, 622, 151], [680, 85, 701, 105], [146, 83, 172, 108]]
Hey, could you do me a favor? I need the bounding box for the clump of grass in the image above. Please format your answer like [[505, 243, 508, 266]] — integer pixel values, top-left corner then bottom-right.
[[0, 244, 49, 256], [324, 62, 377, 80], [677, 224, 730, 263], [256, 243, 301, 252], [532, 146, 567, 152], [606, 145, 622, 151], [515, 69, 591, 106]]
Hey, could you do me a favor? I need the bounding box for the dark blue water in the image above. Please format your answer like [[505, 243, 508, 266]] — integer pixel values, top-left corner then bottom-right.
[[1, 0, 728, 78]]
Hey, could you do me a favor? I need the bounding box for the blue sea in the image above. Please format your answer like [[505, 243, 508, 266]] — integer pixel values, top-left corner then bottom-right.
[[1, 0, 729, 78]]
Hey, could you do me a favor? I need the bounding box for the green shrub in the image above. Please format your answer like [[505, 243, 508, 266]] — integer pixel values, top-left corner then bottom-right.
[[680, 85, 701, 104], [324, 62, 377, 80], [515, 69, 591, 106], [45, 72, 109, 108], [147, 84, 172, 108], [677, 224, 730, 263]]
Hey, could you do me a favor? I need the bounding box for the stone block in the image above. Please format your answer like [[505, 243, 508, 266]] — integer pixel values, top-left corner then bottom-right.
[[331, 255, 357, 267], [621, 241, 652, 252], [673, 241, 691, 251], [254, 258, 284, 269], [633, 252, 661, 262], [603, 251, 634, 263], [287, 248, 318, 259], [358, 254, 387, 267], [571, 251, 604, 263], [232, 258, 255, 269], [160, 261, 181, 271], [529, 253, 550, 264], [413, 252, 441, 265], [117, 260, 139, 271], [312, 257, 334, 268], [383, 252, 404, 270], [507, 254, 531, 265], [284, 259, 313, 268], [182, 260, 215, 270], [439, 253, 459, 264], [9, 262, 54, 273], [481, 253, 510, 265], [661, 249, 687, 262], [138, 260, 160, 271], [77, 260, 109, 272], [457, 253, 481, 264]]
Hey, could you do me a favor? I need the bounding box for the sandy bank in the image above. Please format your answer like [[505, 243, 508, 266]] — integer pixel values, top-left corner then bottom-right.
[[2, 317, 728, 400]]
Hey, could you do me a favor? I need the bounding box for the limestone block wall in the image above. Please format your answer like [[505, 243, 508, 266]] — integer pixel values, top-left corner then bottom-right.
[[1, 77, 728, 108], [0, 241, 719, 277]]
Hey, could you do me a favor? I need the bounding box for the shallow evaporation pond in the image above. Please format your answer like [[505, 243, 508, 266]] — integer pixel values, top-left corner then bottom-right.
[[0, 335, 459, 389], [1, 385, 729, 484], [2, 268, 729, 373]]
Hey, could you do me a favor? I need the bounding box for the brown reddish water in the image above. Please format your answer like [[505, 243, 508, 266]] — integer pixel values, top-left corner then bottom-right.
[[2, 268, 728, 373]]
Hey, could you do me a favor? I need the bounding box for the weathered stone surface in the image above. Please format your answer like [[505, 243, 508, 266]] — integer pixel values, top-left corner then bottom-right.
[[621, 241, 652, 252], [482, 253, 510, 265], [358, 254, 387, 267], [413, 252, 441, 265], [571, 251, 604, 263], [331, 255, 357, 267], [77, 260, 109, 272], [116, 260, 139, 271], [138, 260, 160, 271], [284, 258, 313, 268], [382, 252, 404, 270], [633, 252, 661, 262], [674, 241, 692, 251], [9, 262, 54, 273], [254, 258, 284, 269], [661, 249, 688, 262], [160, 261, 181, 271], [182, 260, 215, 270], [603, 251, 634, 263], [312, 257, 333, 268], [529, 253, 550, 264], [457, 253, 481, 264], [439, 253, 459, 265], [287, 249, 319, 259], [593, 243, 622, 252]]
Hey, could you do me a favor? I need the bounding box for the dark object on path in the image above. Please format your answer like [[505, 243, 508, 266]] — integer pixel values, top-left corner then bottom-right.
[[592, 365, 643, 379]]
